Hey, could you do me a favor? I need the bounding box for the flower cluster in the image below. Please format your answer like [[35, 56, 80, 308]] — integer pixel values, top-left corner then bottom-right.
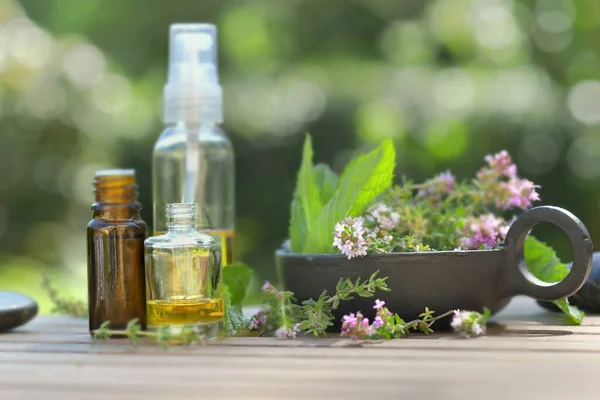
[[417, 170, 455, 197], [450, 309, 490, 337], [333, 217, 369, 259], [477, 151, 540, 210], [332, 216, 394, 259], [248, 310, 269, 331], [340, 311, 375, 339], [275, 324, 300, 339], [459, 214, 509, 250], [370, 203, 401, 230]]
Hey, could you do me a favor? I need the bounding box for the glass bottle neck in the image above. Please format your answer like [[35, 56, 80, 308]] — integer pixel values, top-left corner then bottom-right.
[[165, 203, 198, 235], [92, 170, 141, 220]]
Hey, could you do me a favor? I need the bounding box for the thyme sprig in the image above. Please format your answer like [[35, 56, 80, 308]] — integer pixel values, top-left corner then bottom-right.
[[92, 319, 206, 348], [41, 273, 87, 318]]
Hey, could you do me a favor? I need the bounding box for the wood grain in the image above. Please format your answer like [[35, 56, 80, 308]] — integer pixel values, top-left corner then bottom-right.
[[1, 296, 600, 399]]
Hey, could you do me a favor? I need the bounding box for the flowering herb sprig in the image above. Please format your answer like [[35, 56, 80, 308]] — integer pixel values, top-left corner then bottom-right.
[[249, 271, 390, 338], [340, 300, 491, 341]]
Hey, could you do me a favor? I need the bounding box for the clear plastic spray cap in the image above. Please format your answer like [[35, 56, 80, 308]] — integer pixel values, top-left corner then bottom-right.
[[163, 23, 223, 124]]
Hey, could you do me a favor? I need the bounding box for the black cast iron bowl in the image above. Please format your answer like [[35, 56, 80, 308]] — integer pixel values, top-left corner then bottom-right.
[[276, 206, 593, 331]]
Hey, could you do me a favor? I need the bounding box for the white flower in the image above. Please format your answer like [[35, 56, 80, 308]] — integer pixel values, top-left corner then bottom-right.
[[471, 323, 485, 336], [275, 324, 300, 340], [332, 217, 369, 259], [451, 309, 487, 338]]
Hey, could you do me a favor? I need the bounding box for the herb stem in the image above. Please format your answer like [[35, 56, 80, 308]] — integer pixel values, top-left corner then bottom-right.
[[400, 310, 454, 331]]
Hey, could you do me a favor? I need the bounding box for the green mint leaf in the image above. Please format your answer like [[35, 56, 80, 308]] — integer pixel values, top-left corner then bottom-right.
[[553, 298, 585, 325], [524, 236, 584, 325], [222, 263, 253, 306], [224, 287, 248, 336], [303, 139, 396, 253], [290, 134, 323, 253], [313, 163, 339, 203], [524, 236, 569, 282]]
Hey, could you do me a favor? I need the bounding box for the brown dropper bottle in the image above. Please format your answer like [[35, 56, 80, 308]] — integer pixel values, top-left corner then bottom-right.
[[87, 169, 147, 336]]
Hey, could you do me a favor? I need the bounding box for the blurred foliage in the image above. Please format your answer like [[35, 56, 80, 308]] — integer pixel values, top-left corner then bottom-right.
[[1, 0, 600, 310]]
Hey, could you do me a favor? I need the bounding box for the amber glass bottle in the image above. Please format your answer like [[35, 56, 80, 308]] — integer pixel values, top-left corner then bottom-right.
[[87, 169, 147, 335]]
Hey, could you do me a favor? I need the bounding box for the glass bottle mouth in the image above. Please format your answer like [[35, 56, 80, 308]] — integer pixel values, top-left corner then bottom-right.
[[166, 202, 198, 231]]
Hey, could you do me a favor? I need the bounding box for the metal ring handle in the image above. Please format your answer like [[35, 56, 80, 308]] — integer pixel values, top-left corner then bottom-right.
[[503, 206, 593, 301]]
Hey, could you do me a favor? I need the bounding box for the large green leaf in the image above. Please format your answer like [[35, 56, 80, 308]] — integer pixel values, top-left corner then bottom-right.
[[313, 163, 339, 203], [289, 135, 323, 253], [524, 236, 584, 324], [303, 139, 396, 254], [222, 263, 253, 306]]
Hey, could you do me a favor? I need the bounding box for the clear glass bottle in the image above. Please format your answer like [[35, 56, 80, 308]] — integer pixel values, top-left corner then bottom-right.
[[86, 169, 147, 336], [144, 203, 223, 338], [153, 24, 235, 266]]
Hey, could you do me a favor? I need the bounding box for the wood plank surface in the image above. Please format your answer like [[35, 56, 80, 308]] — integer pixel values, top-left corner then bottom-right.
[[1, 296, 600, 400]]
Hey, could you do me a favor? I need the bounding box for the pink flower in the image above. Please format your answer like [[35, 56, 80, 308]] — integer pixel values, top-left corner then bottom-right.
[[342, 313, 357, 328], [370, 203, 400, 230], [459, 214, 509, 250], [374, 299, 386, 310], [362, 318, 369, 327], [477, 151, 540, 211], [374, 316, 384, 328], [261, 281, 272, 291]]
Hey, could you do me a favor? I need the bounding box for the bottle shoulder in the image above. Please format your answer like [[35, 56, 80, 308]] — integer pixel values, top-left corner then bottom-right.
[[145, 231, 221, 249], [87, 218, 147, 236], [154, 124, 232, 151]]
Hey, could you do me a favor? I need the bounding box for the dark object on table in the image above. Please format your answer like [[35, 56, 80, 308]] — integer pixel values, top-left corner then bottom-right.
[[277, 206, 593, 331], [0, 292, 38, 332], [537, 252, 600, 313]]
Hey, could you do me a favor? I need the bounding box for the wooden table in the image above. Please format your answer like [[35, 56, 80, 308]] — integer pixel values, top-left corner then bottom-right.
[[2, 296, 600, 400]]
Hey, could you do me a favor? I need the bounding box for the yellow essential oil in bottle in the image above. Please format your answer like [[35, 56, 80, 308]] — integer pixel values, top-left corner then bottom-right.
[[145, 203, 223, 338]]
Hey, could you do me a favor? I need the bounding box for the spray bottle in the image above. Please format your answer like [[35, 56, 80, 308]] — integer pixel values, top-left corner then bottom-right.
[[152, 23, 235, 266]]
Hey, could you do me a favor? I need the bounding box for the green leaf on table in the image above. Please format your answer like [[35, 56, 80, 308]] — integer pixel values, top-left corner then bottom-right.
[[289, 134, 323, 253], [222, 263, 252, 336], [303, 139, 396, 254], [223, 263, 253, 306], [224, 287, 248, 336], [313, 163, 338, 203], [524, 236, 584, 325]]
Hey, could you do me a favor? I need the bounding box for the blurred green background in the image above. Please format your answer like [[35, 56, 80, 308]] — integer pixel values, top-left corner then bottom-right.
[[1, 0, 599, 313]]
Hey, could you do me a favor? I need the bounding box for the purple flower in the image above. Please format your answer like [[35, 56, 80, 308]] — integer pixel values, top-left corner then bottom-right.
[[249, 310, 269, 331], [374, 299, 386, 310], [374, 316, 384, 328], [418, 170, 455, 197]]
